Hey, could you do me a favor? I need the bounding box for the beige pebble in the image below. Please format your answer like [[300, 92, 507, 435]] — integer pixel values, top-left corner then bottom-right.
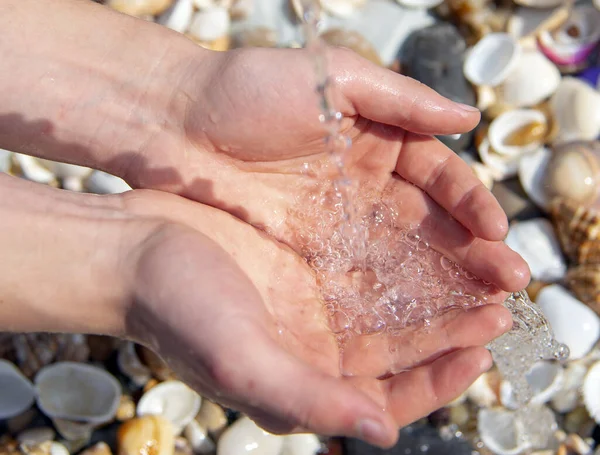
[[195, 401, 227, 437], [79, 443, 112, 455], [116, 395, 136, 422], [118, 416, 175, 455], [108, 0, 174, 16]]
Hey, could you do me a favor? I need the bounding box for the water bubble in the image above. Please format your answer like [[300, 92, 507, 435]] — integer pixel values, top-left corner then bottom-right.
[[440, 256, 453, 271], [553, 342, 570, 361]]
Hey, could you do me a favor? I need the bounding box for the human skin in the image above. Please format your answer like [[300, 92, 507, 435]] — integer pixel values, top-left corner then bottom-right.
[[0, 0, 528, 447]]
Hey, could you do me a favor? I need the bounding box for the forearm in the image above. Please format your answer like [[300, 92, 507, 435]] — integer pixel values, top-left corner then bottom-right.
[[0, 0, 205, 175], [0, 173, 139, 335]]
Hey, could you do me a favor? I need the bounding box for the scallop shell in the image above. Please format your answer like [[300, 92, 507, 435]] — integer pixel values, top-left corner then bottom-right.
[[536, 284, 600, 360], [550, 198, 600, 265], [565, 265, 600, 313], [504, 218, 566, 282], [34, 362, 121, 425], [216, 416, 284, 455], [551, 78, 600, 144], [583, 360, 600, 423], [188, 7, 230, 42], [118, 416, 175, 455], [488, 109, 547, 157], [0, 360, 36, 420], [497, 49, 561, 108], [158, 0, 193, 33], [319, 29, 382, 66], [136, 380, 201, 435], [463, 33, 521, 87]]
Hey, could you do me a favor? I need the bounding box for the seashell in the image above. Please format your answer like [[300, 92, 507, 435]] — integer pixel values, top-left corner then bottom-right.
[[12, 333, 90, 379], [136, 380, 201, 435], [507, 6, 570, 40], [117, 342, 152, 387], [536, 284, 600, 360], [466, 370, 501, 407], [35, 362, 121, 425], [478, 137, 520, 181], [19, 442, 70, 455], [518, 147, 552, 210], [183, 420, 215, 454], [0, 360, 35, 420], [564, 407, 594, 435], [188, 7, 230, 43], [229, 0, 254, 21], [552, 362, 588, 413], [116, 395, 136, 422], [13, 155, 57, 186], [280, 434, 322, 455], [108, 0, 175, 16], [584, 360, 600, 424], [138, 346, 175, 381], [118, 416, 175, 455], [499, 361, 565, 409], [488, 109, 547, 157], [551, 78, 600, 144], [496, 49, 561, 108], [320, 0, 366, 18], [233, 28, 278, 48], [195, 400, 228, 437], [0, 148, 12, 173], [158, 0, 193, 33], [477, 407, 533, 455], [217, 416, 284, 455], [395, 0, 444, 9], [476, 85, 497, 112], [174, 437, 193, 455], [17, 428, 55, 446], [85, 171, 132, 195], [538, 6, 600, 74], [504, 218, 566, 282], [550, 199, 600, 265], [513, 0, 566, 7], [79, 442, 113, 455], [37, 160, 92, 180], [195, 35, 230, 52], [320, 29, 382, 66], [463, 33, 521, 87], [564, 433, 592, 454], [526, 280, 549, 302], [51, 418, 93, 442], [566, 264, 600, 313]]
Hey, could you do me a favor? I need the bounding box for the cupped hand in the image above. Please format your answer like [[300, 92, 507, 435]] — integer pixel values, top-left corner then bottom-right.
[[132, 46, 529, 293], [124, 189, 513, 448]]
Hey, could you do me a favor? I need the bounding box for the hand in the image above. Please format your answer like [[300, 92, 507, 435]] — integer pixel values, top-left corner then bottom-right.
[[123, 189, 513, 448]]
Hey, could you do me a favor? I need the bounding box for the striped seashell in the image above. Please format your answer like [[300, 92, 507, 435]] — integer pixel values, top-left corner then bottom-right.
[[566, 264, 600, 314]]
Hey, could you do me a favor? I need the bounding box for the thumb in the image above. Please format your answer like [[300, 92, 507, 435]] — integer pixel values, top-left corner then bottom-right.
[[333, 49, 481, 136]]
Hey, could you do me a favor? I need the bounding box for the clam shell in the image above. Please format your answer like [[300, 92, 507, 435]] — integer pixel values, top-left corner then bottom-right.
[[497, 49, 561, 108], [463, 33, 521, 87], [550, 198, 600, 265], [583, 360, 600, 423], [280, 434, 322, 455], [217, 416, 284, 455], [136, 380, 201, 435], [551, 78, 600, 144], [320, 0, 366, 18], [488, 109, 547, 157], [320, 29, 382, 66], [0, 360, 35, 420], [188, 7, 230, 42], [504, 218, 566, 282], [34, 362, 121, 425], [158, 0, 193, 33], [537, 284, 600, 360], [518, 147, 552, 210], [118, 416, 175, 455]]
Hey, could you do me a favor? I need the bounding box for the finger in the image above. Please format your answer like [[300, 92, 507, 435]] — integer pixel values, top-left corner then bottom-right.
[[335, 50, 481, 136], [212, 324, 398, 448], [396, 133, 508, 241], [383, 346, 493, 426], [339, 303, 511, 378]]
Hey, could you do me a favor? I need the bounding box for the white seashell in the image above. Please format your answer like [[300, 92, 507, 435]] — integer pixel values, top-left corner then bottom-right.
[[551, 78, 600, 144], [183, 420, 215, 454], [464, 33, 521, 87], [537, 284, 600, 360], [117, 342, 152, 387], [504, 218, 566, 282], [478, 138, 520, 181], [513, 0, 565, 7], [466, 371, 500, 407], [507, 7, 561, 39], [34, 362, 121, 425], [85, 171, 132, 194], [14, 154, 56, 185], [499, 361, 565, 410], [280, 434, 322, 455], [217, 416, 284, 455], [0, 148, 12, 172], [37, 160, 92, 179], [50, 442, 70, 455], [320, 0, 365, 18], [0, 360, 36, 420], [583, 361, 600, 423], [518, 147, 552, 210], [192, 0, 216, 8], [553, 362, 588, 413], [476, 85, 497, 112], [498, 49, 561, 108], [394, 0, 444, 9], [17, 427, 56, 445], [158, 0, 193, 33], [478, 407, 532, 455], [188, 7, 230, 42], [488, 109, 547, 157], [137, 380, 201, 435]]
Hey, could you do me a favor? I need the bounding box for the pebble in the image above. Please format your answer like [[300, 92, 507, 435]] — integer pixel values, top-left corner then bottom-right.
[[117, 416, 175, 455]]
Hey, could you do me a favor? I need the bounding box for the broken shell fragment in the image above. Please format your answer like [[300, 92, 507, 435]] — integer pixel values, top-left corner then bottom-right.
[[188, 7, 230, 42], [118, 416, 175, 455], [217, 416, 284, 455], [463, 33, 521, 87], [136, 380, 201, 435], [477, 407, 532, 455], [34, 362, 121, 425], [13, 154, 56, 186], [478, 137, 520, 181], [320, 29, 382, 66], [116, 395, 136, 422], [0, 360, 36, 420], [108, 0, 174, 16]]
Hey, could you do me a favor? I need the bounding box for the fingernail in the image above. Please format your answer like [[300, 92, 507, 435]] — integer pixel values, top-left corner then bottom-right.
[[455, 102, 480, 113], [357, 419, 388, 446], [480, 352, 494, 372]]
